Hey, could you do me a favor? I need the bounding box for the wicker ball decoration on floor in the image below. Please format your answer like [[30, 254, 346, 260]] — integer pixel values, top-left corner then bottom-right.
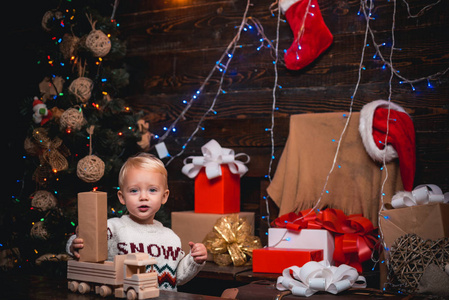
[[388, 233, 449, 290]]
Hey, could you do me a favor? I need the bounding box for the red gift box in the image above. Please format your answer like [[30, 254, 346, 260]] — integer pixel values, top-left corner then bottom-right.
[[271, 208, 378, 273], [252, 248, 323, 274], [194, 165, 240, 214]]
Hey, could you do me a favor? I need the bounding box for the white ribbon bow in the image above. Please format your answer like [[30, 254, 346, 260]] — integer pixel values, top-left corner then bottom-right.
[[181, 139, 250, 180], [391, 184, 449, 209], [276, 261, 367, 297]]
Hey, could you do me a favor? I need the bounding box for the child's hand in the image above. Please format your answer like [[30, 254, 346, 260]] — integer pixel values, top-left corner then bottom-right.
[[188, 241, 207, 264], [70, 227, 84, 259]]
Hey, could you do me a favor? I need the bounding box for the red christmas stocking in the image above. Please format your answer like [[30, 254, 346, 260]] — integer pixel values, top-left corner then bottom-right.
[[281, 0, 333, 70]]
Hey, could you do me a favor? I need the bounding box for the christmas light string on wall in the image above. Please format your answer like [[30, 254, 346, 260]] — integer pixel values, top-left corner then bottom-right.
[[261, 0, 448, 239], [284, 0, 375, 227], [154, 0, 279, 166], [261, 0, 357, 229], [375, 0, 397, 263], [401, 0, 441, 18], [141, 0, 448, 169], [360, 0, 449, 91], [6, 0, 447, 273], [262, 0, 283, 229], [267, 2, 281, 183], [343, 0, 448, 276], [154, 0, 448, 173], [90, 0, 449, 249], [151, 0, 449, 233], [367, 0, 397, 271], [150, 0, 283, 230], [357, 0, 449, 276]]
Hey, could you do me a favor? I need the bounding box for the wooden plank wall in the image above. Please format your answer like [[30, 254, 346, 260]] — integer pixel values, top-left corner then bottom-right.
[[117, 0, 449, 239]]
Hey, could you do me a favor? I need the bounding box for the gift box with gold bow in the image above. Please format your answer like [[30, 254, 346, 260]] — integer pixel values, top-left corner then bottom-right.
[[203, 214, 262, 266], [182, 139, 250, 214]]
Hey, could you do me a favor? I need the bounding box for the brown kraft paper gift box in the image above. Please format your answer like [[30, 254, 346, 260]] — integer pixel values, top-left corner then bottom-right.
[[77, 191, 108, 262], [171, 211, 255, 260], [380, 203, 449, 251]]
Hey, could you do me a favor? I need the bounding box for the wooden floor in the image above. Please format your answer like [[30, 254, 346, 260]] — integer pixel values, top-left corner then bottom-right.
[[0, 271, 436, 300], [0, 272, 225, 300]]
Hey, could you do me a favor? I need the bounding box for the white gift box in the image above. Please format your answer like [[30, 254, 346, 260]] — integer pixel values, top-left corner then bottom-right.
[[268, 228, 335, 264]]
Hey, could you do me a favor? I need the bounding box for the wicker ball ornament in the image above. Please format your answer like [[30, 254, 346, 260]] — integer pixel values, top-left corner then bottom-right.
[[77, 155, 105, 183], [85, 29, 111, 57], [60, 107, 85, 132], [41, 10, 63, 31], [69, 77, 93, 103], [31, 190, 58, 211], [30, 221, 49, 240]]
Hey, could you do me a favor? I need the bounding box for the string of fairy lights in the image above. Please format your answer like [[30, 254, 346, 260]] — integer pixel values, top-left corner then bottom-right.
[[154, 0, 448, 170], [4, 0, 445, 276], [156, 0, 278, 166], [260, 1, 447, 285], [286, 0, 375, 227], [374, 0, 397, 271], [151, 0, 448, 243]]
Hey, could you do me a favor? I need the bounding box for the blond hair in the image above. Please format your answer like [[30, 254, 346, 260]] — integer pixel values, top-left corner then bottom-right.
[[118, 153, 168, 189]]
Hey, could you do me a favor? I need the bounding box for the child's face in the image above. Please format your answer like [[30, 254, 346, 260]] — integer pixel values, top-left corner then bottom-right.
[[117, 166, 169, 224]]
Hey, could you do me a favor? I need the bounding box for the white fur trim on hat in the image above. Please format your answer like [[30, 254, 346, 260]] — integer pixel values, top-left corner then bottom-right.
[[359, 100, 407, 163], [280, 0, 302, 14]]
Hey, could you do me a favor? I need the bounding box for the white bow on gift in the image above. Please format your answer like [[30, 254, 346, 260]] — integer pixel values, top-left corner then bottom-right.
[[276, 261, 367, 297], [181, 139, 250, 180], [391, 184, 449, 209]]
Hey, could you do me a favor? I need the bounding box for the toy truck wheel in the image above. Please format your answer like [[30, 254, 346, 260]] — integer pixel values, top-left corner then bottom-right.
[[99, 285, 112, 297], [126, 288, 137, 300], [78, 282, 91, 294], [68, 281, 79, 292]]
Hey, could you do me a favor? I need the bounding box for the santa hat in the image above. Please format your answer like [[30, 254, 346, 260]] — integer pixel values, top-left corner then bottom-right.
[[359, 100, 416, 191]]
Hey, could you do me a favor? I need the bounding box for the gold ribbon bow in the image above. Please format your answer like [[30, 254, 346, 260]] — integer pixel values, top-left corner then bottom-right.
[[203, 214, 262, 267]]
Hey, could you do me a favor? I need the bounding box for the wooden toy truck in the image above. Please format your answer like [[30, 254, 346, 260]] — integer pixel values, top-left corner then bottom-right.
[[67, 192, 159, 299], [68, 252, 159, 299]]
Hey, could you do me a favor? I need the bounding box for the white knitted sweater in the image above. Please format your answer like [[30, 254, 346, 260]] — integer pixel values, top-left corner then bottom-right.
[[67, 215, 204, 291]]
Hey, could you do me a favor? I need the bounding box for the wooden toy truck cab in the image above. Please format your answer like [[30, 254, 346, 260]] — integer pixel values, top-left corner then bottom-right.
[[116, 253, 159, 299], [67, 252, 159, 299]]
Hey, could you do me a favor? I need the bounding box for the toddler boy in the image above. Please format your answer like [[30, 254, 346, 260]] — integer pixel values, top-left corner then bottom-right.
[[67, 153, 207, 291]]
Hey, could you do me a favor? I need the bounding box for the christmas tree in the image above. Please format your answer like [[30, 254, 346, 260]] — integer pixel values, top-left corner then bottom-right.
[[2, 0, 163, 274]]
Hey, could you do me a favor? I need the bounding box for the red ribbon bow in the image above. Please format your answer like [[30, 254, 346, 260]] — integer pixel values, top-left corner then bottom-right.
[[272, 209, 378, 273]]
